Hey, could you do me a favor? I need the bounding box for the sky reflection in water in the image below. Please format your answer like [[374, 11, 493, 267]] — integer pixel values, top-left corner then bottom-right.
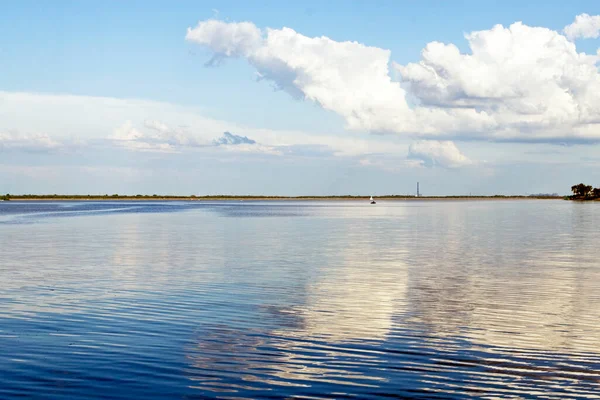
[[1, 200, 599, 399]]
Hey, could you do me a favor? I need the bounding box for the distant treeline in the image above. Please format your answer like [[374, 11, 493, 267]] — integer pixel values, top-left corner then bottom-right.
[[5, 194, 194, 200], [570, 184, 600, 200], [1, 193, 563, 201]]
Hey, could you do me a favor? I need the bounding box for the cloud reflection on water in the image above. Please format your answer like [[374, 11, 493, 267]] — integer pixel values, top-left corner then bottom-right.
[[1, 201, 600, 398]]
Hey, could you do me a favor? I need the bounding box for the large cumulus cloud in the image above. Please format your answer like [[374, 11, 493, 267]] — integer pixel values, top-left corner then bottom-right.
[[186, 20, 414, 134], [186, 16, 600, 143]]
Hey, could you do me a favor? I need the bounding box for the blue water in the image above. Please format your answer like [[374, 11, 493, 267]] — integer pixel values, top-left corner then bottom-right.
[[1, 200, 599, 399]]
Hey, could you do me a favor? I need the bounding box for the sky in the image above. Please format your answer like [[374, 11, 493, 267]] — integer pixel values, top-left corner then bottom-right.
[[2, 0, 600, 196]]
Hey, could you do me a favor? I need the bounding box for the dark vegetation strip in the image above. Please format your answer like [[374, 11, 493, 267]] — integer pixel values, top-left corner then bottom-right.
[[1, 194, 565, 201], [569, 183, 600, 201]]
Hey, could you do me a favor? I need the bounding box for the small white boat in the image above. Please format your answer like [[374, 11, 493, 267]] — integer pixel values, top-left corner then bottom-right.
[[370, 196, 376, 204]]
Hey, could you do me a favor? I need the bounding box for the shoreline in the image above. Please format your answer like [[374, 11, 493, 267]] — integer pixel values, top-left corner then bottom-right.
[[3, 195, 565, 201]]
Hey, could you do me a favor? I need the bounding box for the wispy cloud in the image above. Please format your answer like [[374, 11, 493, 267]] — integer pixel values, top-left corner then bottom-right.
[[111, 121, 199, 152], [111, 120, 281, 155], [0, 130, 65, 152], [0, 91, 409, 159], [408, 141, 473, 168]]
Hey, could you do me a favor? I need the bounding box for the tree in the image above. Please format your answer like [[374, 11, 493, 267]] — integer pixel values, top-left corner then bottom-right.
[[571, 183, 593, 198], [592, 187, 600, 199]]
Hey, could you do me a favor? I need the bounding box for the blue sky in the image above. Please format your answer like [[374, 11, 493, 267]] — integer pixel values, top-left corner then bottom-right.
[[2, 1, 600, 195]]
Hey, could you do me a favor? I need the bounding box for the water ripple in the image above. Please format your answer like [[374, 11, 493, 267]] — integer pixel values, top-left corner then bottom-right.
[[1, 200, 600, 398]]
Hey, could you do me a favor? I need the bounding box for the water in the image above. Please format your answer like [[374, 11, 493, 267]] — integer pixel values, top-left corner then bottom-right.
[[1, 200, 599, 399]]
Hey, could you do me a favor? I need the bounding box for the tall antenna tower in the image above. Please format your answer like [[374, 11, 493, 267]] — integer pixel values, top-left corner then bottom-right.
[[417, 182, 420, 197]]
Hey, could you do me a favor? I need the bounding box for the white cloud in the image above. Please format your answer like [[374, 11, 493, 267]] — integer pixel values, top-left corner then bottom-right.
[[185, 20, 262, 61], [219, 142, 282, 156], [212, 131, 282, 155], [111, 120, 209, 152], [112, 121, 281, 155], [187, 18, 600, 143], [142, 119, 203, 148], [213, 131, 256, 146], [564, 13, 600, 40], [358, 157, 425, 172], [186, 20, 413, 133], [408, 140, 472, 168], [0, 91, 410, 158], [111, 121, 179, 152], [0, 131, 63, 152], [398, 22, 600, 139]]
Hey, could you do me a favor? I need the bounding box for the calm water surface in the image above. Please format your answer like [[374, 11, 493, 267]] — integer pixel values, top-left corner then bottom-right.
[[1, 200, 599, 399]]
